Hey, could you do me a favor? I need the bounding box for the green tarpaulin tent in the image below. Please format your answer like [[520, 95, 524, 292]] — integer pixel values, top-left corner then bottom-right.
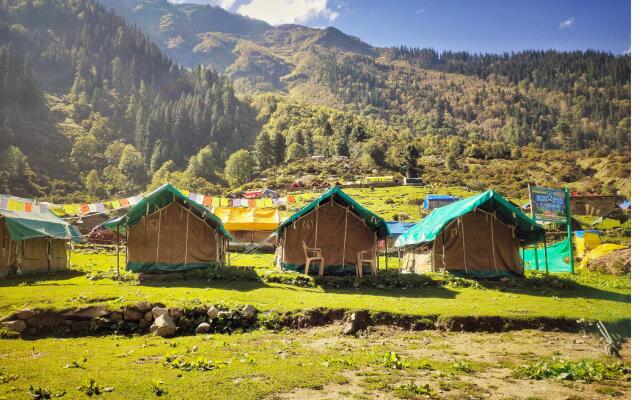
[[102, 184, 232, 273], [276, 186, 388, 275], [0, 209, 82, 242], [396, 190, 544, 247], [396, 190, 545, 278]]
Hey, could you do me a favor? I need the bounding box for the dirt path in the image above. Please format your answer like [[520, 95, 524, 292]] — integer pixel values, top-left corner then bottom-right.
[[268, 325, 630, 400]]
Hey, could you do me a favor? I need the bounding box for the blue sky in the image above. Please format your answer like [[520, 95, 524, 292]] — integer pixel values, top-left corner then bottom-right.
[[175, 0, 630, 54]]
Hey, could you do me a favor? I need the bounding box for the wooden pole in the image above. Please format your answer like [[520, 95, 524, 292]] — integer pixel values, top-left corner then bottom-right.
[[543, 233, 549, 274], [384, 239, 388, 270], [116, 223, 120, 277], [564, 187, 575, 274]]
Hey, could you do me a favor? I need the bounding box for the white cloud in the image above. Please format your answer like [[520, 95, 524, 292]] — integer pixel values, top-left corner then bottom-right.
[[559, 17, 575, 29], [168, 0, 237, 9], [416, 8, 424, 14], [237, 0, 339, 25]]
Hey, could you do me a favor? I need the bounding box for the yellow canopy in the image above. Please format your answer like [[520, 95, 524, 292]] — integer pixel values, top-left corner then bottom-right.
[[213, 207, 285, 231]]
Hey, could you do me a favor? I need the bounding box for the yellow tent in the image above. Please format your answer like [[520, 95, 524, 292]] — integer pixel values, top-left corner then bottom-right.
[[213, 207, 285, 231]]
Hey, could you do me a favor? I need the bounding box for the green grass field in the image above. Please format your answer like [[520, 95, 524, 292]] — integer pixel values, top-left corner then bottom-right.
[[0, 248, 630, 399], [0, 250, 629, 327]]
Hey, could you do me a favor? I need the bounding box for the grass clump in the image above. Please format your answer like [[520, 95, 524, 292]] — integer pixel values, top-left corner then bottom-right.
[[513, 359, 630, 382], [164, 354, 222, 372], [377, 351, 407, 370], [394, 381, 438, 399], [28, 385, 66, 399], [77, 378, 113, 396]]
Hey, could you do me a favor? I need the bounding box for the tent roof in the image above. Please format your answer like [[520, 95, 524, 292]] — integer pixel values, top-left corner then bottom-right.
[[214, 207, 285, 231], [386, 221, 416, 237], [426, 195, 459, 201], [396, 190, 544, 247], [102, 184, 232, 239], [0, 208, 82, 242], [276, 186, 389, 238]]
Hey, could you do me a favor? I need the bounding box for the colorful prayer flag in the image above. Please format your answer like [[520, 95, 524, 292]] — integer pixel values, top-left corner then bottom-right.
[[24, 203, 32, 212], [119, 199, 129, 207], [287, 195, 295, 204]]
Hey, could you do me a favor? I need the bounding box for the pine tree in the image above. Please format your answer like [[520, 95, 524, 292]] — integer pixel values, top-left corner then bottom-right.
[[273, 132, 286, 164], [254, 131, 274, 169]]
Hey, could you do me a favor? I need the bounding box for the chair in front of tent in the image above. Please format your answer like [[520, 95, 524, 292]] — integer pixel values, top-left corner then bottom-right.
[[356, 245, 378, 277], [302, 241, 324, 276]]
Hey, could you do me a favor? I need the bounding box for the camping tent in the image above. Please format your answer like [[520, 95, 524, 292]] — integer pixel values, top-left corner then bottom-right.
[[103, 184, 232, 273], [213, 207, 284, 245], [275, 186, 389, 275], [396, 190, 544, 278], [0, 207, 82, 275]]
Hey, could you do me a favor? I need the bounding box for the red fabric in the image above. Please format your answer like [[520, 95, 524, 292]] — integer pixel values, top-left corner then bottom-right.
[[24, 203, 32, 212], [119, 199, 129, 207], [287, 195, 295, 204], [248, 199, 257, 208], [80, 204, 90, 214], [203, 196, 212, 206]]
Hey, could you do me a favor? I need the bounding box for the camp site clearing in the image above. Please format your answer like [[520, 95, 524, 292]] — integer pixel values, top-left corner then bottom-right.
[[0, 186, 631, 400]]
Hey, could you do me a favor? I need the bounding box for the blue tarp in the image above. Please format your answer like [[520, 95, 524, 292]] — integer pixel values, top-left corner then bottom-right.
[[619, 200, 631, 210], [423, 195, 460, 210], [385, 222, 416, 238]]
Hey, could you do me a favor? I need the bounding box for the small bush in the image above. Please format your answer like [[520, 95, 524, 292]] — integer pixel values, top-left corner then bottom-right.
[[394, 381, 438, 399], [377, 351, 407, 370], [513, 359, 630, 382]]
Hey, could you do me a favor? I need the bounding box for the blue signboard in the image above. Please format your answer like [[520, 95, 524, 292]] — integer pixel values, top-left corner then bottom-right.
[[529, 186, 567, 223]]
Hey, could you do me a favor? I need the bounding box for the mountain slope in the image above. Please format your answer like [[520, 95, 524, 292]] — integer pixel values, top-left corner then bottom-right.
[[98, 0, 630, 154], [0, 0, 257, 199]]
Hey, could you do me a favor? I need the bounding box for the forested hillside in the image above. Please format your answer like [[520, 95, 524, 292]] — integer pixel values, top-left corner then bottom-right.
[[0, 0, 631, 201], [0, 0, 256, 200]]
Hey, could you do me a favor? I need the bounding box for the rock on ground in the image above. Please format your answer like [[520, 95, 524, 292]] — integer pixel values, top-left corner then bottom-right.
[[241, 305, 257, 319], [342, 311, 372, 335], [195, 322, 211, 334], [207, 306, 220, 319], [149, 314, 176, 338], [1, 320, 26, 334]]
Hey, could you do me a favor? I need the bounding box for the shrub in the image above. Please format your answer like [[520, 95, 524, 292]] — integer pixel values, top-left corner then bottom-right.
[[513, 359, 630, 382]]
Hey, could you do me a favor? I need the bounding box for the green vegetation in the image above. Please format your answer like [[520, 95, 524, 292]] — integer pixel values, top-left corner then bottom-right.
[[513, 359, 630, 382], [0, 250, 630, 333]]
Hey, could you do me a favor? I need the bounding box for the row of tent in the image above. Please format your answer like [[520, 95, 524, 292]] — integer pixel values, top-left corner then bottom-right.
[[1, 184, 547, 278]]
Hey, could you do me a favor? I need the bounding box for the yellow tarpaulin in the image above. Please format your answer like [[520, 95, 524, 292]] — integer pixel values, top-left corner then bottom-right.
[[213, 207, 286, 231], [580, 243, 627, 269]]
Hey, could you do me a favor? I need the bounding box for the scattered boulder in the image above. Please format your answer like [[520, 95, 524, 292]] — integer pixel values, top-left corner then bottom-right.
[[110, 312, 123, 323], [134, 301, 153, 313], [195, 322, 211, 334], [152, 307, 169, 319], [169, 308, 183, 318], [149, 314, 176, 338], [218, 311, 232, 320], [342, 311, 372, 335], [27, 313, 64, 328], [123, 308, 144, 321], [14, 309, 35, 320], [207, 306, 220, 319], [62, 306, 109, 320], [144, 311, 153, 322], [1, 320, 26, 334], [241, 305, 257, 319], [139, 319, 152, 331]]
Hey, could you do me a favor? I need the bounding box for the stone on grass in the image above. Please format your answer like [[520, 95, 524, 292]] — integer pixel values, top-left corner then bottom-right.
[[195, 322, 211, 334], [123, 308, 144, 321], [110, 312, 123, 323], [241, 305, 257, 319], [14, 309, 35, 320], [169, 308, 183, 318], [139, 319, 152, 331], [62, 306, 108, 320], [207, 306, 220, 319], [134, 301, 153, 313], [144, 311, 153, 321], [27, 313, 64, 328], [149, 314, 176, 338], [1, 320, 26, 334], [152, 307, 169, 318]]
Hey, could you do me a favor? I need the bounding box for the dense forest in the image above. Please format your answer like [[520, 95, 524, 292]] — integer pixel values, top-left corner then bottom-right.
[[0, 0, 631, 201], [0, 0, 256, 199]]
